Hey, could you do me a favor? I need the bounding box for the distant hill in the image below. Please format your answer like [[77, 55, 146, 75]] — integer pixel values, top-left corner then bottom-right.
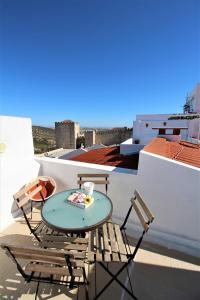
[[32, 126, 56, 154]]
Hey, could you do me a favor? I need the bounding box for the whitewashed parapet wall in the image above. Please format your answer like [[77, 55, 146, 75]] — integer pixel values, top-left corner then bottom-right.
[[36, 153, 200, 257], [0, 116, 40, 231], [136, 150, 200, 257], [35, 157, 137, 222], [120, 138, 145, 155]]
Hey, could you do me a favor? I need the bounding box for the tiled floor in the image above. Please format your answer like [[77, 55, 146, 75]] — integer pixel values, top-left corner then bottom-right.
[[0, 210, 199, 300]]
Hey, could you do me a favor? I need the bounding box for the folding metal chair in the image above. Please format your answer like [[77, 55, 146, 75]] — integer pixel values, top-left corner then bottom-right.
[[1, 243, 89, 300], [87, 190, 154, 299], [13, 179, 61, 242], [77, 173, 109, 194]]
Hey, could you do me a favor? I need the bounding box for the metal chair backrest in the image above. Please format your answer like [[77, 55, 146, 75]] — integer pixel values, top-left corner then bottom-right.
[[77, 173, 110, 194], [121, 190, 154, 232], [13, 179, 44, 240], [0, 243, 86, 287], [121, 189, 154, 260]]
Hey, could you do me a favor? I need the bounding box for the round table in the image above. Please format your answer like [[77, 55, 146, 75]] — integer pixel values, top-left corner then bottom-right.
[[41, 189, 113, 233]]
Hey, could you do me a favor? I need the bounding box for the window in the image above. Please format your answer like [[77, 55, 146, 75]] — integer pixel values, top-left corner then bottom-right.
[[173, 129, 180, 135], [159, 129, 166, 135]]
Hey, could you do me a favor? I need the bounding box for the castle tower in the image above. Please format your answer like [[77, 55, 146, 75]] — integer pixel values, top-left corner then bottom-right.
[[84, 130, 96, 147], [55, 120, 80, 149]]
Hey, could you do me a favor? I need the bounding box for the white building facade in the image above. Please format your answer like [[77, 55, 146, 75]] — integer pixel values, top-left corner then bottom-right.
[[132, 84, 200, 146]]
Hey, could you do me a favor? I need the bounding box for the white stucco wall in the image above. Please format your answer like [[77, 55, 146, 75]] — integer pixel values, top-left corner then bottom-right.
[[120, 138, 144, 155], [35, 157, 137, 221], [188, 118, 200, 139], [36, 154, 200, 257], [0, 116, 40, 230], [136, 150, 200, 257], [188, 83, 200, 113], [133, 118, 189, 144]]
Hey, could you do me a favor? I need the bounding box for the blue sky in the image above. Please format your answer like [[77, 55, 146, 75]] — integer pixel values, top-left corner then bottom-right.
[[0, 0, 199, 127]]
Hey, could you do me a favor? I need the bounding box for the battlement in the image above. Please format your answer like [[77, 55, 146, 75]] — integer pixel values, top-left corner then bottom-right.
[[55, 120, 79, 127], [96, 127, 132, 135]]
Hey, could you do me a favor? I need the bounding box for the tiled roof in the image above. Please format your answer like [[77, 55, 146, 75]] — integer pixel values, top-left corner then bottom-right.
[[144, 138, 200, 168], [69, 146, 139, 170]]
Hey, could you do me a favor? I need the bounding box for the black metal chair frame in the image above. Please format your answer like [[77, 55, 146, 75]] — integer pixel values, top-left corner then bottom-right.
[[1, 244, 89, 300], [13, 179, 46, 242], [93, 190, 154, 300]]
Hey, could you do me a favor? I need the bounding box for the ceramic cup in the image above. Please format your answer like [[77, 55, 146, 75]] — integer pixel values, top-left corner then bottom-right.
[[83, 182, 94, 196]]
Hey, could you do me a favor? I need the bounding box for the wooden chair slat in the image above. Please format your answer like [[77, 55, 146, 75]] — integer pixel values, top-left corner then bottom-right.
[[25, 263, 83, 277], [102, 223, 111, 262], [95, 228, 103, 261], [35, 222, 46, 234], [17, 186, 43, 208], [42, 235, 88, 244], [78, 180, 109, 185], [1, 244, 84, 259], [88, 231, 95, 262], [13, 253, 84, 268], [132, 201, 149, 232], [114, 224, 127, 262], [41, 242, 87, 251], [14, 178, 40, 199], [107, 222, 120, 261], [134, 190, 154, 222], [77, 174, 109, 178]]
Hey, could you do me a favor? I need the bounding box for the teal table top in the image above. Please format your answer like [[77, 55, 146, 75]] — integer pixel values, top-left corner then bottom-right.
[[42, 189, 113, 233]]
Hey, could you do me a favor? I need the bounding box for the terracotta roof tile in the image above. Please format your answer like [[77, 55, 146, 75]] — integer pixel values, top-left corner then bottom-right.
[[144, 138, 200, 168], [69, 146, 139, 170]]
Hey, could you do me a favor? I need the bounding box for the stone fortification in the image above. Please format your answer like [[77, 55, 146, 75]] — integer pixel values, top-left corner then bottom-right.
[[84, 130, 96, 147], [55, 120, 80, 149], [95, 128, 132, 146], [55, 119, 132, 149]]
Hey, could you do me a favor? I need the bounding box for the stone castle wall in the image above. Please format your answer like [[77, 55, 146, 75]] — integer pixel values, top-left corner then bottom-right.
[[95, 128, 132, 146], [55, 120, 132, 149]]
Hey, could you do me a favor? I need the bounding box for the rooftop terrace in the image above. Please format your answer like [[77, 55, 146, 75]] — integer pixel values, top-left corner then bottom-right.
[[0, 209, 199, 300], [0, 116, 199, 299]]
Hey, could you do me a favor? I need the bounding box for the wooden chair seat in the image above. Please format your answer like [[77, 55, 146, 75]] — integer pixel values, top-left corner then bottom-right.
[[40, 235, 89, 256], [88, 220, 128, 263]]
